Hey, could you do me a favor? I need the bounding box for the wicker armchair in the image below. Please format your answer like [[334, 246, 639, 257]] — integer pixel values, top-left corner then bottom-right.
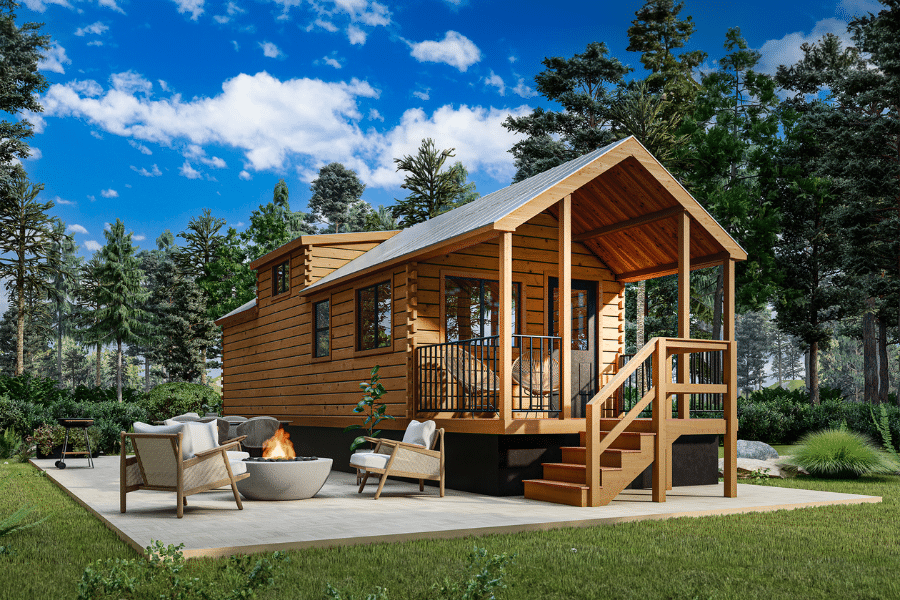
[[349, 420, 445, 499], [120, 427, 249, 518]]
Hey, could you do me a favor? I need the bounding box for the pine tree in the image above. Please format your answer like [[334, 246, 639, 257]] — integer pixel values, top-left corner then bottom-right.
[[308, 165, 367, 233], [392, 138, 466, 227], [735, 310, 771, 395], [48, 221, 79, 382], [94, 219, 146, 402]]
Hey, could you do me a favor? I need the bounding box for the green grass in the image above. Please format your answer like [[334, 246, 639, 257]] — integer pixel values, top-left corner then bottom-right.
[[2, 462, 899, 600]]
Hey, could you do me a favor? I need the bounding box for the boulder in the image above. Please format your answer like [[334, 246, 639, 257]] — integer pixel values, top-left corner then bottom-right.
[[718, 457, 806, 479], [737, 440, 779, 460]]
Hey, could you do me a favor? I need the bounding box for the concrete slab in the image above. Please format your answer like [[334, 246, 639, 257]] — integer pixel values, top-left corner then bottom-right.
[[32, 456, 881, 559]]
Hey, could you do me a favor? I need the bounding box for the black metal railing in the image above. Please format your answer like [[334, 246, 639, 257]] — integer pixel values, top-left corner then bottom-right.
[[415, 334, 563, 415], [417, 336, 500, 413], [617, 349, 724, 417], [512, 335, 562, 415]]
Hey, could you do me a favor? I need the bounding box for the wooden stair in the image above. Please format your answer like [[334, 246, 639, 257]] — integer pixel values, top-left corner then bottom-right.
[[523, 419, 656, 507]]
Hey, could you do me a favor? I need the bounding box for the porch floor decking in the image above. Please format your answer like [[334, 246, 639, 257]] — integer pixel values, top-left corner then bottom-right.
[[32, 457, 880, 559]]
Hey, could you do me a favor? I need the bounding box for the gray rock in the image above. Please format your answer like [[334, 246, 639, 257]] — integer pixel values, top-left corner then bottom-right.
[[736, 440, 779, 460]]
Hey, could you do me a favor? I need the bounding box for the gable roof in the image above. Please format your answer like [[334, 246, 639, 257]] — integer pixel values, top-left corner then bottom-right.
[[300, 136, 746, 295]]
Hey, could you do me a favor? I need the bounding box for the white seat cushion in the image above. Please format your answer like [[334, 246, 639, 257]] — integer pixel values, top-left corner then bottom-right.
[[402, 420, 436, 448], [164, 419, 219, 460], [228, 460, 248, 476], [349, 452, 391, 470], [226, 451, 249, 462], [133, 421, 182, 436]]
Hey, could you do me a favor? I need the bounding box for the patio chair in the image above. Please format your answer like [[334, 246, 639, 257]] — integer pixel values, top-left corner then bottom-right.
[[511, 349, 561, 415], [235, 417, 280, 457], [120, 421, 249, 518], [223, 415, 248, 440], [170, 412, 201, 422], [349, 419, 445, 500], [440, 345, 500, 412], [199, 417, 232, 445]]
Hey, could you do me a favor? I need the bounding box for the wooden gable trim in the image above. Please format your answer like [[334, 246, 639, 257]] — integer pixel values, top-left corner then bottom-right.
[[572, 206, 685, 243], [616, 251, 731, 282], [249, 230, 400, 270]]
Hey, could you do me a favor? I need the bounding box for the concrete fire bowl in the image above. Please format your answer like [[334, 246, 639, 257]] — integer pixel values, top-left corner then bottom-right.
[[235, 457, 333, 501]]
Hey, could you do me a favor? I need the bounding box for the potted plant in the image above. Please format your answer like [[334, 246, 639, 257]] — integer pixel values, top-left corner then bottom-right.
[[343, 366, 394, 451], [29, 423, 66, 459]]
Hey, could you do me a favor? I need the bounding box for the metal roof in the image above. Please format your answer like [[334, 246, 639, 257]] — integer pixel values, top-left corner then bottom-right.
[[216, 298, 256, 322], [302, 137, 631, 294]]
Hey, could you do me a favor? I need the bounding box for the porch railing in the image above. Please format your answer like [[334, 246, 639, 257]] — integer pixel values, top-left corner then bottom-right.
[[617, 347, 724, 417], [415, 334, 562, 414]]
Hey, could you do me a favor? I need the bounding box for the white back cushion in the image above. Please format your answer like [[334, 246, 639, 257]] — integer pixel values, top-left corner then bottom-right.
[[402, 420, 436, 448], [164, 419, 218, 459]]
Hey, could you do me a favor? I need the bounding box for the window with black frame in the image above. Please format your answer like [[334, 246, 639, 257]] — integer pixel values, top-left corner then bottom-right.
[[444, 276, 520, 342], [272, 260, 289, 296], [357, 281, 392, 351], [314, 299, 330, 358]]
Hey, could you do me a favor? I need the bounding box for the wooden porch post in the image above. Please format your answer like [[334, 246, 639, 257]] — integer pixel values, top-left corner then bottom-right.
[[558, 195, 572, 420], [499, 232, 513, 425], [406, 262, 418, 419], [677, 212, 690, 419], [723, 258, 738, 498], [652, 338, 667, 503]]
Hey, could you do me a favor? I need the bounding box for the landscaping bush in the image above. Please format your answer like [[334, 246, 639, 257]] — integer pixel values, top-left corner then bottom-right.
[[143, 382, 220, 422], [783, 427, 898, 478], [737, 386, 900, 448]]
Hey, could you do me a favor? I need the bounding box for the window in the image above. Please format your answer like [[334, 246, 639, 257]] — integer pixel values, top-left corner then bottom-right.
[[314, 300, 330, 358], [444, 276, 520, 342], [357, 281, 392, 351], [272, 261, 289, 296]]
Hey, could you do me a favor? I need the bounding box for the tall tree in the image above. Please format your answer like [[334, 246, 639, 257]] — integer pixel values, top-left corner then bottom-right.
[[95, 219, 146, 402], [308, 165, 367, 233], [625, 0, 706, 115], [364, 205, 400, 232], [0, 173, 63, 375], [75, 254, 105, 386], [0, 0, 49, 177], [503, 42, 631, 181], [48, 221, 79, 381], [735, 310, 771, 394], [392, 138, 465, 227]]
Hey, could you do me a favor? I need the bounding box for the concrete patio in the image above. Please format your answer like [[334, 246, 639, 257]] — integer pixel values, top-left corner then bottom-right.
[[32, 456, 881, 559]]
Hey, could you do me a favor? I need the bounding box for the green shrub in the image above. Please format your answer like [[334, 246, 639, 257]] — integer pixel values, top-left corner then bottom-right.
[[784, 428, 898, 478], [0, 428, 23, 460], [143, 382, 220, 422]]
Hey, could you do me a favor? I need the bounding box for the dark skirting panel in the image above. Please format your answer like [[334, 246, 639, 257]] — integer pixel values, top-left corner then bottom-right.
[[284, 424, 718, 496]]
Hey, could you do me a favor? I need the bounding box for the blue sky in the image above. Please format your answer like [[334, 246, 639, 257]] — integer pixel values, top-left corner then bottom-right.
[[20, 0, 882, 257]]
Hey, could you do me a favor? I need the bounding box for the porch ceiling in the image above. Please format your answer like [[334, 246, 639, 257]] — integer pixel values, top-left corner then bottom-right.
[[548, 156, 729, 282]]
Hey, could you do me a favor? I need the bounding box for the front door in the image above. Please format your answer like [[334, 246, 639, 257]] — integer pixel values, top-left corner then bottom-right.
[[549, 278, 598, 418]]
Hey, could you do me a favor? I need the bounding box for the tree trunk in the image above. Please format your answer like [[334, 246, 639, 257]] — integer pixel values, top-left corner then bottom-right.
[[201, 347, 207, 385], [878, 315, 889, 405], [95, 344, 101, 387], [144, 354, 150, 392], [809, 341, 820, 405], [57, 307, 63, 383], [712, 266, 724, 341], [863, 300, 878, 404], [16, 265, 24, 376], [116, 338, 123, 403]]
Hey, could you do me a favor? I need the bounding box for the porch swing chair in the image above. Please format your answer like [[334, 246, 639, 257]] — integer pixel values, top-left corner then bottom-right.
[[511, 350, 561, 417]]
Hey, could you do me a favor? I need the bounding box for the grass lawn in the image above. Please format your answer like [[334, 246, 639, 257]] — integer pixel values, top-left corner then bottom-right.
[[2, 461, 899, 600]]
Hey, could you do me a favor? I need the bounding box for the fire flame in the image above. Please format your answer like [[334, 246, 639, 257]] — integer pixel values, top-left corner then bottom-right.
[[262, 428, 296, 459]]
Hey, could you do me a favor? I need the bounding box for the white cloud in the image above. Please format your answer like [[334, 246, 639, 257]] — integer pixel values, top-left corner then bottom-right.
[[98, 0, 125, 13], [39, 42, 71, 74], [347, 25, 366, 45], [323, 56, 342, 69], [131, 164, 162, 177], [368, 108, 383, 121], [232, 40, 239, 51], [314, 19, 338, 32], [104, 222, 112, 231], [68, 224, 88, 234], [213, 1, 245, 23], [260, 42, 283, 58], [758, 18, 853, 75], [836, 0, 883, 19], [25, 148, 42, 160], [101, 188, 118, 198], [111, 71, 153, 95], [413, 89, 430, 101], [172, 0, 204, 20], [88, 40, 104, 47], [75, 22, 109, 37], [239, 170, 252, 180], [88, 195, 96, 202], [512, 78, 537, 98], [129, 140, 152, 154], [485, 71, 505, 95], [90, 130, 103, 139], [41, 71, 528, 188], [84, 240, 102, 252], [52, 196, 75, 206], [133, 234, 146, 241], [21, 0, 72, 12], [508, 55, 517, 63], [409, 31, 481, 72], [184, 144, 227, 168], [180, 161, 202, 179]]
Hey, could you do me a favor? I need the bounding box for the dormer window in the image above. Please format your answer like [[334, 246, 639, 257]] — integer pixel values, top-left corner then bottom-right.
[[273, 261, 289, 296]]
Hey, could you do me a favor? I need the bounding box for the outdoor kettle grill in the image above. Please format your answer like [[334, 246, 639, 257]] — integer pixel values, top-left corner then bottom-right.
[[55, 418, 95, 469]]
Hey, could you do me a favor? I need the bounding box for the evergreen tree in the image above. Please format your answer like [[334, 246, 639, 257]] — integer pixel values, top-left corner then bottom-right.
[[392, 138, 466, 227], [48, 221, 79, 381], [364, 205, 400, 232], [308, 164, 367, 233], [0, 173, 64, 375], [0, 0, 49, 176], [502, 42, 630, 182], [447, 161, 480, 209], [94, 219, 146, 402], [74, 254, 105, 386], [735, 310, 771, 395]]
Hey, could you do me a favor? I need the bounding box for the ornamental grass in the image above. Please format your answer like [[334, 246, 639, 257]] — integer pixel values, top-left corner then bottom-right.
[[784, 427, 899, 478]]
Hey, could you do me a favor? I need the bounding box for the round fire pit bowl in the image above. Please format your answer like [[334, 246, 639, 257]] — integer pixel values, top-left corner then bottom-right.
[[235, 456, 333, 501]]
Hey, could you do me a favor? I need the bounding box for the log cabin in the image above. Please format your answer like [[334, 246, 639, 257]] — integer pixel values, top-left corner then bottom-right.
[[216, 136, 745, 507]]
